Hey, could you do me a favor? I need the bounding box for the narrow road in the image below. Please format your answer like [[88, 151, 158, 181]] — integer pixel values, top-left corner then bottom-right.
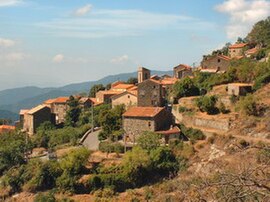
[[80, 129, 100, 151]]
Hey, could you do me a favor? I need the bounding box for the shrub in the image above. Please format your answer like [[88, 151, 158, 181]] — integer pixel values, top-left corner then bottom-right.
[[239, 139, 250, 148], [180, 125, 206, 142], [34, 191, 56, 202], [173, 77, 200, 99], [236, 94, 258, 116], [137, 132, 161, 152], [99, 142, 124, 154], [196, 95, 218, 115], [218, 102, 229, 114]]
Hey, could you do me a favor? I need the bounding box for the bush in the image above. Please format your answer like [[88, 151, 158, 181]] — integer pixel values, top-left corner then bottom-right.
[[137, 132, 161, 152], [236, 94, 258, 116], [34, 192, 56, 202], [196, 95, 218, 115], [218, 102, 229, 114], [99, 142, 124, 154], [180, 125, 206, 142], [173, 77, 200, 99]]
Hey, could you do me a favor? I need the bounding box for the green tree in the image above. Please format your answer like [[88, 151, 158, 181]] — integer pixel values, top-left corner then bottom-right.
[[137, 132, 161, 152], [89, 84, 105, 97], [173, 77, 200, 100], [196, 95, 218, 115], [65, 96, 81, 127], [126, 77, 138, 84]]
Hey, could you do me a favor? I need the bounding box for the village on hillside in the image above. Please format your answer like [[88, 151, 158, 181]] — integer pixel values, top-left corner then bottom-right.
[[0, 17, 270, 201]]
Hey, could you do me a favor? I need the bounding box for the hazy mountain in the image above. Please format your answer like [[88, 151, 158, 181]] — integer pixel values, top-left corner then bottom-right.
[[0, 110, 19, 122], [0, 70, 173, 120]]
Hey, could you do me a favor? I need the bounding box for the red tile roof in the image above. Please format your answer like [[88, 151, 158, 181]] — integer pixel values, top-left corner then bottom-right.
[[245, 47, 258, 55], [123, 107, 164, 118], [112, 83, 135, 90], [44, 99, 57, 104], [229, 43, 248, 49], [54, 97, 69, 103], [0, 125, 16, 133], [174, 64, 192, 70], [160, 78, 178, 85], [218, 55, 231, 61], [156, 126, 181, 136]]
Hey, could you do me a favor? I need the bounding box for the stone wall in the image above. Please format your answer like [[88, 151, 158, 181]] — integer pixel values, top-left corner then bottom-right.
[[138, 79, 164, 107], [201, 56, 230, 72], [53, 103, 68, 124], [112, 93, 137, 109], [193, 117, 231, 131]]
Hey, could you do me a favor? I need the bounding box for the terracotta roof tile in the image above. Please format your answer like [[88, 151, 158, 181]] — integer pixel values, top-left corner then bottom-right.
[[218, 55, 231, 61], [156, 126, 181, 136], [54, 97, 69, 103], [44, 99, 57, 104], [160, 78, 178, 85], [174, 64, 192, 70], [123, 107, 164, 118], [229, 43, 248, 49], [112, 83, 135, 90]]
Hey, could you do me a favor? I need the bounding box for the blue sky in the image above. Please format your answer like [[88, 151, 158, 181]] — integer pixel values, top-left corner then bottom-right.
[[0, 0, 269, 90]]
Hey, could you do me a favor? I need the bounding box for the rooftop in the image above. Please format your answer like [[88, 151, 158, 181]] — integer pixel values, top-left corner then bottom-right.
[[19, 109, 30, 115], [160, 78, 178, 85], [123, 107, 164, 118], [44, 98, 57, 104], [229, 43, 248, 49], [174, 64, 192, 70], [0, 125, 16, 131], [27, 105, 49, 115], [156, 126, 181, 136], [54, 97, 69, 103], [111, 83, 135, 90]]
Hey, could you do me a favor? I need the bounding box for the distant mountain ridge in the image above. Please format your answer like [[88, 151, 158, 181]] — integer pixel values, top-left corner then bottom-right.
[[0, 70, 173, 121]]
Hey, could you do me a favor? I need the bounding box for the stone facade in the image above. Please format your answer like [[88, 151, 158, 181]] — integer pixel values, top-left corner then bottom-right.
[[229, 43, 247, 58], [23, 105, 53, 135], [201, 55, 230, 73], [123, 107, 172, 143], [111, 91, 137, 109], [173, 64, 193, 79], [227, 83, 253, 96], [138, 79, 165, 107], [138, 67, 151, 83]]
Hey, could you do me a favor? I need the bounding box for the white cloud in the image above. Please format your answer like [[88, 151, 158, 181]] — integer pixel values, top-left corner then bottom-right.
[[74, 4, 92, 16], [0, 52, 28, 66], [0, 37, 15, 47], [37, 9, 215, 38], [52, 54, 64, 63], [0, 0, 22, 7], [215, 0, 270, 39], [110, 55, 129, 64]]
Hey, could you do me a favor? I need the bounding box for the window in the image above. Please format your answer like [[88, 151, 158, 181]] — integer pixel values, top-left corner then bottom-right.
[[218, 59, 221, 63], [153, 85, 156, 89], [128, 95, 130, 99], [148, 122, 151, 127]]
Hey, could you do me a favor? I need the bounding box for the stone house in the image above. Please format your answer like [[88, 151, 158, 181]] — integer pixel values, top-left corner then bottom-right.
[[138, 67, 151, 83], [79, 97, 92, 109], [44, 97, 69, 124], [245, 47, 259, 58], [23, 105, 54, 135], [156, 126, 182, 144], [138, 79, 165, 107], [229, 43, 248, 58], [123, 107, 172, 143], [201, 55, 231, 73], [227, 83, 253, 96], [173, 64, 193, 79], [19, 109, 30, 128], [111, 91, 137, 109]]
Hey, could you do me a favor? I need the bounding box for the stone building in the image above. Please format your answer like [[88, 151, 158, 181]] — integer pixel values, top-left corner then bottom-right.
[[138, 79, 165, 107], [227, 83, 253, 96], [173, 64, 193, 79], [201, 55, 231, 73], [123, 107, 172, 143], [19, 109, 30, 128], [23, 105, 54, 135], [138, 67, 151, 83], [156, 126, 182, 144], [79, 97, 92, 109], [111, 91, 137, 109], [44, 97, 69, 124], [229, 43, 248, 58]]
